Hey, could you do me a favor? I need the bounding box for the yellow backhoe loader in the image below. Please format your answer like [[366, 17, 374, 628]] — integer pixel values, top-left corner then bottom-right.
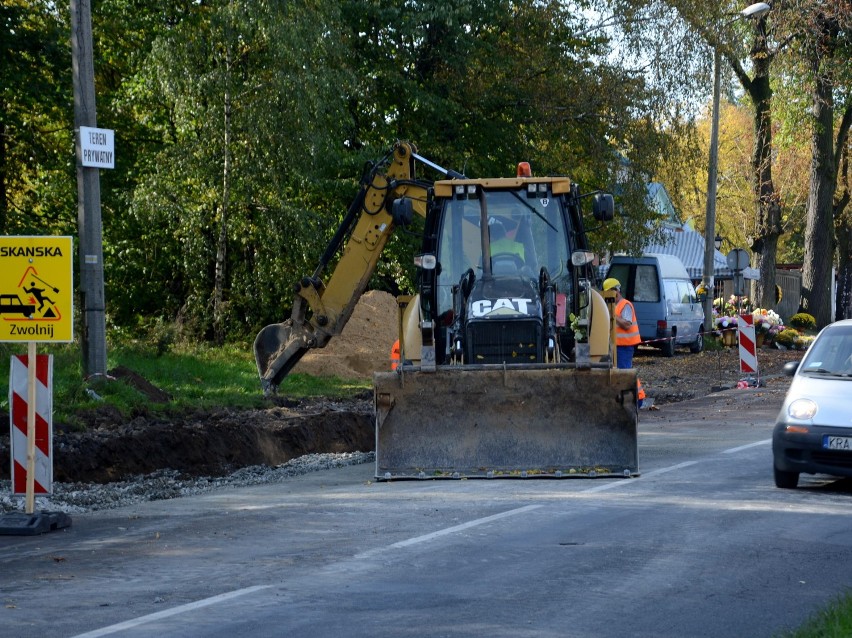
[[255, 142, 639, 479]]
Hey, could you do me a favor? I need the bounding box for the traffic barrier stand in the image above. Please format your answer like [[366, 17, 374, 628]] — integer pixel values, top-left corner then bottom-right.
[[0, 511, 72, 536], [1, 351, 72, 536], [736, 315, 762, 388]]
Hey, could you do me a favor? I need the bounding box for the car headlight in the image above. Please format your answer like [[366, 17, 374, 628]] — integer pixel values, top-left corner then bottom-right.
[[788, 398, 818, 420]]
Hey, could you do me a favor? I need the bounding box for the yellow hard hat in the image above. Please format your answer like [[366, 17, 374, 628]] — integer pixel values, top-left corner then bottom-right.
[[603, 277, 621, 291]]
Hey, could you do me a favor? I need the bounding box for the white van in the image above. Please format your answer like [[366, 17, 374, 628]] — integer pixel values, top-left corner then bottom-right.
[[605, 254, 704, 356]]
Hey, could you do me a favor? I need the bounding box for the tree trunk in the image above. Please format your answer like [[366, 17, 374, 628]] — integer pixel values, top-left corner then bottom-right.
[[745, 23, 781, 312], [213, 50, 232, 347], [835, 143, 851, 321], [0, 109, 6, 235], [837, 222, 852, 321], [800, 61, 836, 328]]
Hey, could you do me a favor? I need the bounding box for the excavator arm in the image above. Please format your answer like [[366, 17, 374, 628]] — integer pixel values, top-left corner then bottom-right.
[[254, 142, 436, 394]]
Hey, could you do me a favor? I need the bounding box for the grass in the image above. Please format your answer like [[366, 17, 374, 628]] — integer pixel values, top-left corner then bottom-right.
[[0, 341, 371, 427], [776, 592, 852, 637]]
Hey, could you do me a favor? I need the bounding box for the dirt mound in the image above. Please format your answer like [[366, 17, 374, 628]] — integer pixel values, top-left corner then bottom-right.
[[293, 290, 399, 379], [111, 365, 172, 403]]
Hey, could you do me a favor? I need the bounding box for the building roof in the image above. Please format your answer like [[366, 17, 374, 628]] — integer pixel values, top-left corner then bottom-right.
[[643, 227, 759, 280]]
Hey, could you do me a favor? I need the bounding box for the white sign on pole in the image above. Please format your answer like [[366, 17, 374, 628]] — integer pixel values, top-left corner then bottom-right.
[[726, 248, 750, 272], [79, 126, 115, 169]]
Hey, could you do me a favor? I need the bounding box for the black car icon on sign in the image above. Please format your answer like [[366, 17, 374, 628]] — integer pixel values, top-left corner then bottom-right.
[[0, 294, 36, 317]]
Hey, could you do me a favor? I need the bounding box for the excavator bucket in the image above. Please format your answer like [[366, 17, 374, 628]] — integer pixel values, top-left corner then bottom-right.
[[374, 365, 639, 479], [254, 320, 311, 395]]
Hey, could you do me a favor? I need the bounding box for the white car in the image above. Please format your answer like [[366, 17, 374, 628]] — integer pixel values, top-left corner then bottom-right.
[[772, 319, 852, 488]]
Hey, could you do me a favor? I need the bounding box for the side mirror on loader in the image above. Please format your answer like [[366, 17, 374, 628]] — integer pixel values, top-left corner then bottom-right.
[[592, 193, 614, 222], [392, 197, 415, 225]]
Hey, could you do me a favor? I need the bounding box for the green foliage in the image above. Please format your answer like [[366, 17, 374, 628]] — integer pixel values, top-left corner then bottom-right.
[[0, 0, 75, 235], [789, 312, 817, 330], [0, 341, 369, 428], [775, 328, 799, 347], [777, 591, 852, 638], [703, 335, 725, 352]]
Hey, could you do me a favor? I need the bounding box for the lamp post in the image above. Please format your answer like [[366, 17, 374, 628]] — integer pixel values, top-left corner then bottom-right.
[[701, 2, 771, 332]]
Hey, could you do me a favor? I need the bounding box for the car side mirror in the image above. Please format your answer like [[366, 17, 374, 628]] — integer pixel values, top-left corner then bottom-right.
[[783, 360, 799, 377]]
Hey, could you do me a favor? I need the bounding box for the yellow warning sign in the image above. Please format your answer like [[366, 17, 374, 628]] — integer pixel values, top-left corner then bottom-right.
[[0, 236, 74, 342]]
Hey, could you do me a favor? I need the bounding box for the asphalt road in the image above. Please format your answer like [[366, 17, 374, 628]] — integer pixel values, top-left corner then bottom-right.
[[2, 383, 852, 638]]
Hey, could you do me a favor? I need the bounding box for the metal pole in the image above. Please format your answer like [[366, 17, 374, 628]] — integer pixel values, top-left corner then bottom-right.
[[70, 0, 107, 378], [702, 48, 722, 333], [25, 342, 37, 515]]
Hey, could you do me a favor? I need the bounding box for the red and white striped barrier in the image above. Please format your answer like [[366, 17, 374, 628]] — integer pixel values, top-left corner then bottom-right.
[[9, 354, 53, 495], [737, 314, 758, 377]]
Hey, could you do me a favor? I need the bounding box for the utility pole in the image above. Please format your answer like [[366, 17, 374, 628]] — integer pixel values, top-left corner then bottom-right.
[[702, 48, 722, 333], [70, 0, 107, 378]]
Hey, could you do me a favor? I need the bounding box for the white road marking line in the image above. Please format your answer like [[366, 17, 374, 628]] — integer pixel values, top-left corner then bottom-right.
[[722, 439, 771, 454], [363, 449, 754, 553], [70, 585, 271, 638], [635, 460, 699, 478], [354, 504, 542, 559], [390, 504, 542, 548]]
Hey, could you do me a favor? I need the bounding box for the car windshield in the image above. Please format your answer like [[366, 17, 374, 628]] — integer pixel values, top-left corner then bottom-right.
[[798, 324, 852, 376]]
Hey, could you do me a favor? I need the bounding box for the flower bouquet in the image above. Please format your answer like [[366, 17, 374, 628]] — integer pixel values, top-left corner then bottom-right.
[[715, 315, 738, 331], [714, 315, 738, 346], [752, 308, 784, 345]]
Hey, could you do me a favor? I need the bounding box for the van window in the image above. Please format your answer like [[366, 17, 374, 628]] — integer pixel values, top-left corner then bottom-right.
[[677, 282, 697, 304], [634, 265, 660, 302], [607, 264, 630, 291], [664, 280, 679, 304]]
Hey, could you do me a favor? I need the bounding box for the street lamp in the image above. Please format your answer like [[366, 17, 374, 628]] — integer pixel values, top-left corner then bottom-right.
[[714, 234, 723, 251], [701, 2, 771, 331]]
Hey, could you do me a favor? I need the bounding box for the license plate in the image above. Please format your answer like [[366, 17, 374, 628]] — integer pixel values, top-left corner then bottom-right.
[[824, 436, 852, 451]]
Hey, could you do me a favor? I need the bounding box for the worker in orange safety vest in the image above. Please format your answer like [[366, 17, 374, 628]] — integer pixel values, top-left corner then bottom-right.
[[603, 277, 641, 369], [390, 339, 400, 371]]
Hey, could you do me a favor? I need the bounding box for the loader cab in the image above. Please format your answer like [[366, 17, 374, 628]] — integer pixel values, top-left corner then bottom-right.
[[420, 177, 595, 365]]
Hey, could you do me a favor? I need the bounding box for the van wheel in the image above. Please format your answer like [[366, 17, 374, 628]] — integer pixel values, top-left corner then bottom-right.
[[689, 330, 703, 353], [660, 337, 674, 357]]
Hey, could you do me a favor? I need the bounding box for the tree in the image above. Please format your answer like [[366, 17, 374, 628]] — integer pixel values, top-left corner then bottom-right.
[[836, 136, 852, 319], [341, 0, 676, 258], [603, 1, 791, 308], [795, 2, 852, 326], [0, 1, 73, 236], [120, 0, 351, 340]]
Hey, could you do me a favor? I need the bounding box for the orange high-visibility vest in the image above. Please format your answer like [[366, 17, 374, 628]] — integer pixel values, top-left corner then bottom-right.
[[390, 339, 400, 371], [637, 377, 646, 401], [615, 298, 641, 346]]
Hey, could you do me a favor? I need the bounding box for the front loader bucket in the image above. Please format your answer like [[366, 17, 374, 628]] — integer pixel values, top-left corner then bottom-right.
[[374, 365, 639, 479]]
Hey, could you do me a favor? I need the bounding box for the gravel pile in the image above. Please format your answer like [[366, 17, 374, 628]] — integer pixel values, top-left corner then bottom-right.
[[0, 451, 374, 515]]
